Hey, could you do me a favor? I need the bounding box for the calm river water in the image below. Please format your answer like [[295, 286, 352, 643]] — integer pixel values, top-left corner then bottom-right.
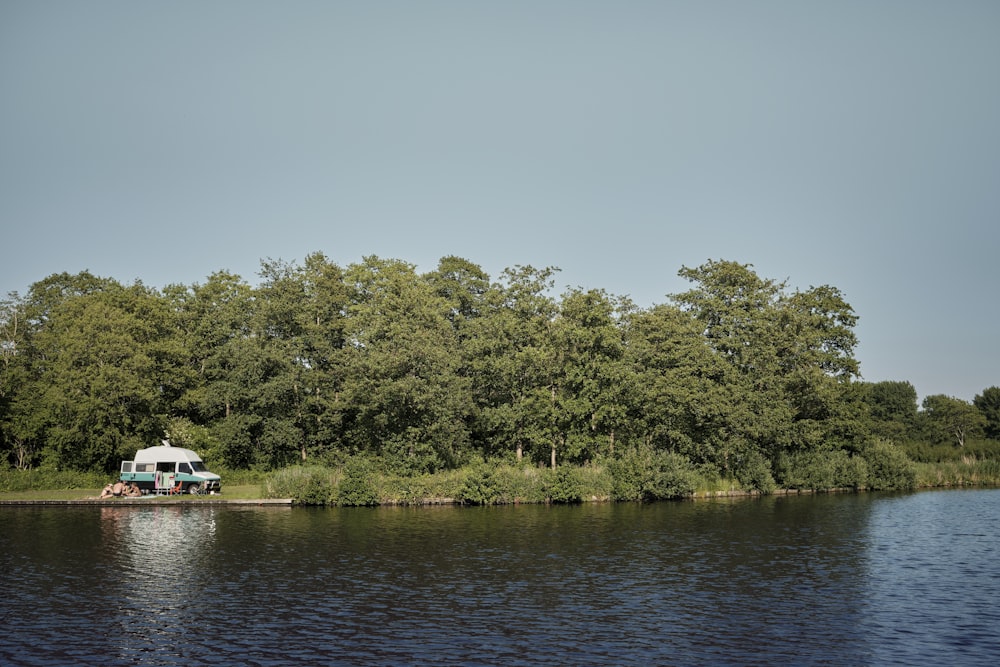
[[2, 489, 999, 666]]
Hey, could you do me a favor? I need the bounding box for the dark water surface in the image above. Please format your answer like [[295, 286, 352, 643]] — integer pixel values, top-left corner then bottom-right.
[[2, 490, 999, 666]]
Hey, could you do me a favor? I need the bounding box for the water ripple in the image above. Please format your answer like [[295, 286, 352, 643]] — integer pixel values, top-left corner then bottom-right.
[[2, 493, 1000, 665]]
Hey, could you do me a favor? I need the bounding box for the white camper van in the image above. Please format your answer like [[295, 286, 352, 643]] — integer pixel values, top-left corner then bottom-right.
[[120, 443, 222, 495]]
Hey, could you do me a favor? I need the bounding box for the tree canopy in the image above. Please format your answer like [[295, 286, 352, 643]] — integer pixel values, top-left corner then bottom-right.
[[1, 254, 994, 481]]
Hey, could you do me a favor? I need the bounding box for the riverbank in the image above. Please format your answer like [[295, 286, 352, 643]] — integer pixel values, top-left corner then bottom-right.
[[3, 482, 995, 507], [0, 497, 293, 505], [3, 457, 998, 507]]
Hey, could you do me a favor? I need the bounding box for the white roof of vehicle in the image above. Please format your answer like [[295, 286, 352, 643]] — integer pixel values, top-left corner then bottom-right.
[[133, 444, 205, 463]]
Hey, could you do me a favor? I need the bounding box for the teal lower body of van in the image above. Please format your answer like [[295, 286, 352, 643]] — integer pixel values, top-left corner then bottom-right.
[[119, 471, 221, 495]]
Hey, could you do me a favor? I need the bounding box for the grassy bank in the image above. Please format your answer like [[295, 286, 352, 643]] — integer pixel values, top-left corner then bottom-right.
[[4, 457, 999, 505]]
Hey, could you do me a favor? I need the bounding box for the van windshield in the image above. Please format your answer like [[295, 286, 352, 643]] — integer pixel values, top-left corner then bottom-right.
[[191, 461, 208, 472]]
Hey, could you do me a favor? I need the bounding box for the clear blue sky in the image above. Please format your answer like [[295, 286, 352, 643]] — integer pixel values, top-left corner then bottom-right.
[[2, 1, 998, 401]]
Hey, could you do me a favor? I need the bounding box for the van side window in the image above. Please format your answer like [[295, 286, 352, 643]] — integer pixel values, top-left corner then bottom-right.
[[156, 462, 175, 473], [178, 462, 192, 475]]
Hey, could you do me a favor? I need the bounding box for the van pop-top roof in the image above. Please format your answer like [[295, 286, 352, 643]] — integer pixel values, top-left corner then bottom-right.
[[133, 444, 207, 465]]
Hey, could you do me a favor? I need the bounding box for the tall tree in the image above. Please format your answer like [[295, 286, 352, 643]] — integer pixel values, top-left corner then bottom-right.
[[921, 395, 986, 448], [2, 273, 125, 470], [28, 280, 183, 471], [547, 287, 630, 466], [255, 253, 350, 464], [775, 284, 862, 450], [973, 387, 1000, 440], [669, 260, 863, 471], [864, 380, 919, 440], [626, 303, 735, 467], [0, 292, 40, 469], [167, 271, 262, 467], [341, 256, 472, 472], [424, 255, 490, 333], [465, 265, 559, 464], [670, 260, 793, 467]]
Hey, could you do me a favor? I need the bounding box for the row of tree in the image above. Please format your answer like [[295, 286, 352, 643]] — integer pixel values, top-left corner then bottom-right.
[[1, 254, 997, 480]]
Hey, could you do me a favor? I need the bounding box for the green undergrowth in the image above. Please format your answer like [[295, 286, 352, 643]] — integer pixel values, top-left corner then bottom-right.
[[5, 449, 1000, 504], [259, 443, 927, 506], [913, 458, 1000, 488]]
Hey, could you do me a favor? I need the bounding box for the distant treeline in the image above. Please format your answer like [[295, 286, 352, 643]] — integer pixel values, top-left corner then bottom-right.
[[1, 254, 998, 493]]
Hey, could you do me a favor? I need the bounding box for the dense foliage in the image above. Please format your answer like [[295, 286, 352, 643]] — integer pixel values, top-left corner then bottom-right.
[[2, 254, 997, 497]]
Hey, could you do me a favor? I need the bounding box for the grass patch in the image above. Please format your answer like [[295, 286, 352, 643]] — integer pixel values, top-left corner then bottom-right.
[[0, 488, 102, 501]]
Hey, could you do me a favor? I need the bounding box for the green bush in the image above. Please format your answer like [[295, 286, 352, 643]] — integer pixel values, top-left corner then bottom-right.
[[455, 461, 556, 504], [0, 468, 109, 493], [860, 439, 916, 491], [262, 466, 337, 505], [776, 449, 867, 491], [336, 456, 380, 506], [544, 466, 583, 504], [734, 449, 776, 495], [458, 462, 501, 505], [492, 464, 548, 503], [382, 474, 434, 505], [213, 466, 268, 487], [608, 447, 697, 501]]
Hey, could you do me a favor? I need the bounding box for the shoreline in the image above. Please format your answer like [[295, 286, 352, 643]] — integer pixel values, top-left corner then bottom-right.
[[2, 481, 995, 507], [0, 498, 293, 506]]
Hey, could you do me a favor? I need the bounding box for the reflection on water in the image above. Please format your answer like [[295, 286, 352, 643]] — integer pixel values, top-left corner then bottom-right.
[[2, 492, 999, 666], [112, 507, 218, 664]]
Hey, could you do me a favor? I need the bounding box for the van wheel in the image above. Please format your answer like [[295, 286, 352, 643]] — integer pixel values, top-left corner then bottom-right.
[[187, 483, 202, 495]]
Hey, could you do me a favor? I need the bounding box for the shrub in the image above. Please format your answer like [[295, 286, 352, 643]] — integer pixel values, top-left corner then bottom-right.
[[495, 465, 549, 503], [734, 449, 776, 495], [0, 468, 109, 493], [544, 466, 583, 504], [609, 447, 697, 502], [860, 439, 916, 491], [336, 456, 381, 506], [776, 449, 867, 491], [262, 466, 337, 505], [458, 462, 501, 505]]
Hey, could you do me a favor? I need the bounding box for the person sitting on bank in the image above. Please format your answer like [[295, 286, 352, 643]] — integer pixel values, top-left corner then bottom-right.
[[100, 483, 114, 498], [112, 481, 125, 497], [125, 482, 142, 497]]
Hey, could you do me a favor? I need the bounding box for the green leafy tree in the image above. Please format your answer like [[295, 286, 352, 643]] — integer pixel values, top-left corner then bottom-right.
[[340, 256, 473, 472], [776, 284, 862, 448], [2, 274, 119, 470], [424, 255, 490, 333], [545, 287, 631, 466], [464, 265, 560, 464], [921, 394, 986, 448], [0, 292, 42, 469], [973, 387, 1000, 440], [254, 253, 350, 466], [167, 271, 294, 468], [864, 380, 919, 440], [668, 260, 863, 476], [625, 303, 733, 467], [27, 279, 184, 471], [168, 271, 256, 422], [670, 260, 793, 471]]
